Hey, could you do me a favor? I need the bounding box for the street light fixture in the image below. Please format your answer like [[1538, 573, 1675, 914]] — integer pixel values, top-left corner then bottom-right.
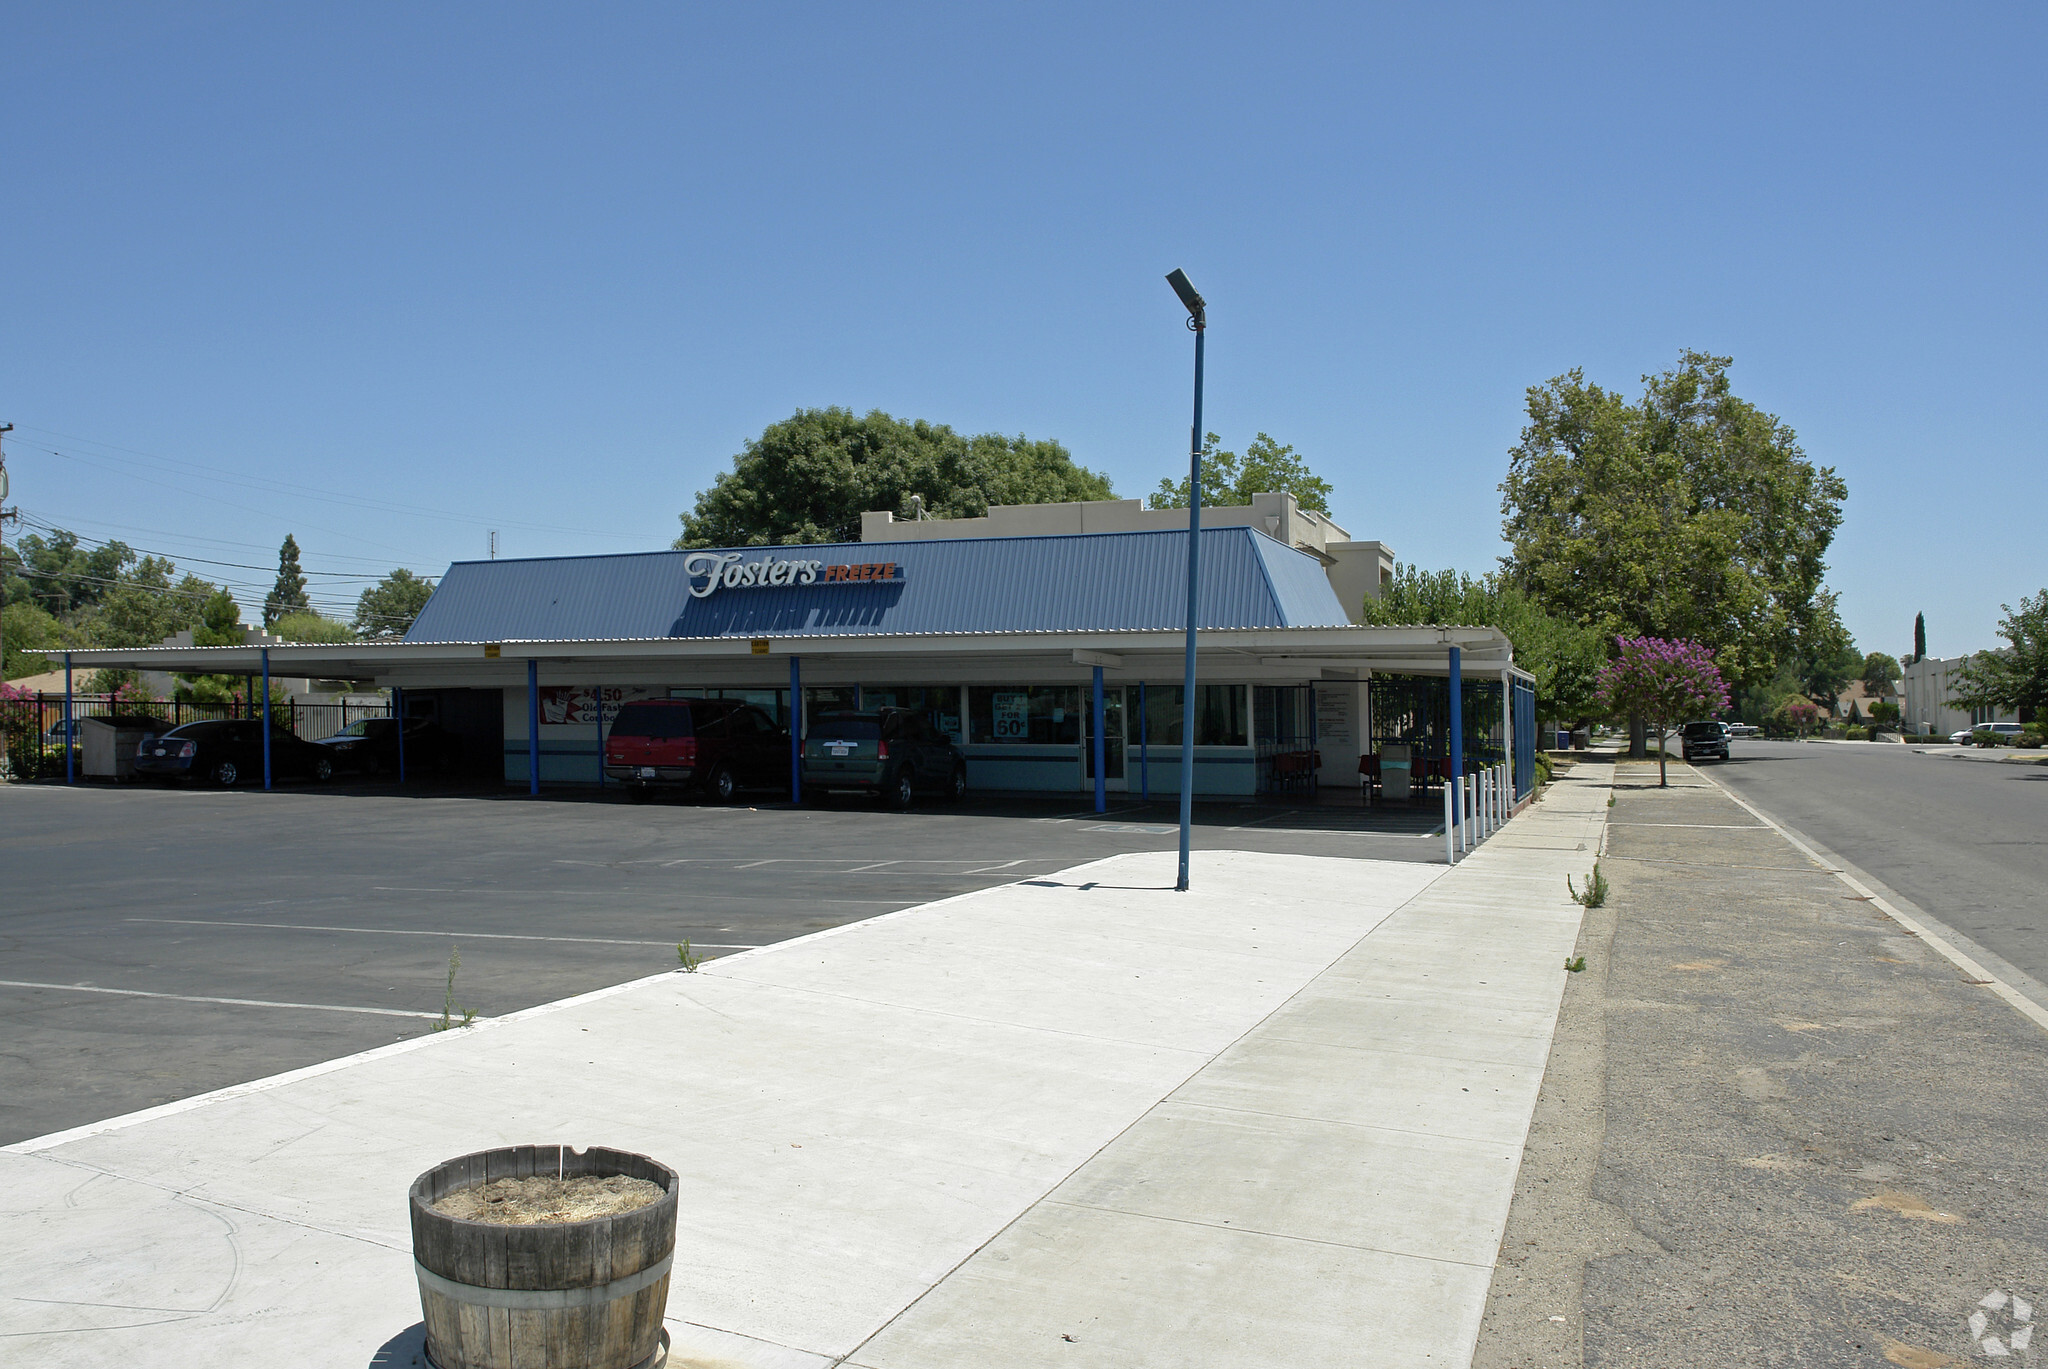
[[1166, 269, 1206, 891]]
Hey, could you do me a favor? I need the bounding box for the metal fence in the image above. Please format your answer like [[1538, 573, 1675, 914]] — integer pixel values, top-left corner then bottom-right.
[[1366, 674, 1506, 769], [0, 693, 391, 781]]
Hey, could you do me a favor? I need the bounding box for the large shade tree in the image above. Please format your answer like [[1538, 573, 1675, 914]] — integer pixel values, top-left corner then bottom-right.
[[676, 408, 1114, 548], [1500, 351, 1847, 690]]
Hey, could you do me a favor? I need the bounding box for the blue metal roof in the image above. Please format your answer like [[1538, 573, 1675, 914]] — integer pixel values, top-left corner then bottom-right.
[[406, 527, 1351, 643]]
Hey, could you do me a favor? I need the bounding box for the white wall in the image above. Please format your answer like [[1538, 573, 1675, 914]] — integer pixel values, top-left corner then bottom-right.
[[1902, 654, 2017, 736]]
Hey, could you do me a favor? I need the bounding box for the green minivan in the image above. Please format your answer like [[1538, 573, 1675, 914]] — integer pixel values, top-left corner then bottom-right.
[[803, 708, 967, 808]]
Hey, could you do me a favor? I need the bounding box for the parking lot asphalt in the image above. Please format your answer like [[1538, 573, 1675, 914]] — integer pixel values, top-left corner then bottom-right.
[[0, 778, 1443, 1145]]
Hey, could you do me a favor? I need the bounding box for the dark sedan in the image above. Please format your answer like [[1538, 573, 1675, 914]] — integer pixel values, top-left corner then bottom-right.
[[311, 717, 456, 776], [133, 719, 336, 787]]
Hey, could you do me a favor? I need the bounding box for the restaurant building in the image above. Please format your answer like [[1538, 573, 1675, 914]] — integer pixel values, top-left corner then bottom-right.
[[44, 494, 1537, 803]]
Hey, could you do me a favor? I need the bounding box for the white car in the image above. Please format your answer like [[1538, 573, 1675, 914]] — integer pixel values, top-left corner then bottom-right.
[[1950, 722, 2024, 744], [1726, 723, 1760, 738]]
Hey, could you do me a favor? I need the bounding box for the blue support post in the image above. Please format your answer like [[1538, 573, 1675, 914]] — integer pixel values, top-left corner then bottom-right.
[[1092, 665, 1106, 814], [63, 651, 74, 784], [789, 654, 803, 803], [527, 657, 540, 795], [1448, 646, 1463, 829], [394, 686, 407, 784], [261, 648, 273, 791], [1139, 681, 1149, 803], [1176, 321, 1205, 890]]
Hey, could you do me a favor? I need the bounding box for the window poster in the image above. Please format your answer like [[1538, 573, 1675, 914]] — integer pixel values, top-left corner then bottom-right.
[[993, 692, 1029, 740], [538, 686, 658, 727]]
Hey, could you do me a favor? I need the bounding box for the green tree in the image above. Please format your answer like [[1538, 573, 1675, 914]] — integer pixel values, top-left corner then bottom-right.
[[352, 569, 435, 638], [1949, 590, 2048, 722], [2, 601, 70, 678], [1792, 592, 1859, 710], [79, 560, 217, 648], [1360, 563, 1606, 724], [175, 588, 248, 701], [1913, 611, 1927, 663], [1860, 651, 1901, 697], [1500, 351, 1847, 689], [192, 588, 244, 648], [6, 529, 137, 615], [676, 408, 1114, 547], [270, 610, 354, 643], [263, 534, 311, 626], [1148, 432, 1333, 514]]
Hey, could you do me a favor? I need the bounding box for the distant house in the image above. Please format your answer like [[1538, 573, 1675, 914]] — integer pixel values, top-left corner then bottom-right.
[[1831, 678, 1899, 721]]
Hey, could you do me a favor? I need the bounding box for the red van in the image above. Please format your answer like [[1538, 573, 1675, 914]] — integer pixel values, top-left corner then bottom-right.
[[604, 699, 790, 802]]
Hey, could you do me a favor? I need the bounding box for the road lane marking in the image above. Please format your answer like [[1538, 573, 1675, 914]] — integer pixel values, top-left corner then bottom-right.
[[125, 918, 763, 949], [0, 980, 447, 1019]]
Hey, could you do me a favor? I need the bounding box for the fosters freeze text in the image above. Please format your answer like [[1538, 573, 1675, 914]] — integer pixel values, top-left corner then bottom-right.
[[682, 552, 902, 599]]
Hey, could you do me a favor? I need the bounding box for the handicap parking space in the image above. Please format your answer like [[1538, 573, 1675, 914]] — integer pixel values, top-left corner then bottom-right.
[[0, 780, 1442, 1146]]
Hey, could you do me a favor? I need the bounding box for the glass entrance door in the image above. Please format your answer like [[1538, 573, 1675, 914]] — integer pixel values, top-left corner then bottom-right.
[[1082, 686, 1127, 789]]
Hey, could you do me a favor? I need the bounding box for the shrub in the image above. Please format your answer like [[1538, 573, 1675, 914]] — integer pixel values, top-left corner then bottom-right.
[[1973, 729, 2006, 748], [1845, 725, 1870, 741]]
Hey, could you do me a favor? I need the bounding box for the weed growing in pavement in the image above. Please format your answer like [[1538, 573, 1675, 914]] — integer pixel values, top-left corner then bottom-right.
[[431, 944, 475, 1031], [1568, 863, 1610, 909], [1565, 956, 1587, 972], [676, 940, 701, 973], [1607, 796, 1616, 807]]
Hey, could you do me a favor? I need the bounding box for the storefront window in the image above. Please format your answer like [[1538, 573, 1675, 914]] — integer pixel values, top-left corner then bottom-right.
[[969, 686, 1081, 745], [670, 687, 790, 728], [1138, 684, 1248, 747], [805, 686, 962, 737], [859, 686, 963, 738], [804, 687, 858, 719]]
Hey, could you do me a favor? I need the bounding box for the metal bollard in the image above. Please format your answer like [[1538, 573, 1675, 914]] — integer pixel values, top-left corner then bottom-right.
[[1444, 780, 1456, 864]]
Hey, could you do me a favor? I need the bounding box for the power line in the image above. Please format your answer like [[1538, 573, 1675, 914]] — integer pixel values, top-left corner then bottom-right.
[[10, 427, 653, 543], [12, 511, 418, 580]]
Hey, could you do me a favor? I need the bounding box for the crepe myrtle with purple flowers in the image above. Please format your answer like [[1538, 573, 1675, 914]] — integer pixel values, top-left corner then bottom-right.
[[1596, 636, 1732, 787]]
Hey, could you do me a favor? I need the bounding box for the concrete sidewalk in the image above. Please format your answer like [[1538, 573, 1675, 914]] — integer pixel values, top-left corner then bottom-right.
[[1, 768, 1609, 1368]]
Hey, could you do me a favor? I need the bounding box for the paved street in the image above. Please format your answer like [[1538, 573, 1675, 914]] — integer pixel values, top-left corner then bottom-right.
[[1706, 740, 2048, 995], [0, 780, 1439, 1146], [1475, 757, 2048, 1369]]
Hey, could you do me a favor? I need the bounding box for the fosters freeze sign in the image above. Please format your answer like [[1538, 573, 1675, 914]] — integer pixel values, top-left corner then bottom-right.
[[681, 551, 903, 598]]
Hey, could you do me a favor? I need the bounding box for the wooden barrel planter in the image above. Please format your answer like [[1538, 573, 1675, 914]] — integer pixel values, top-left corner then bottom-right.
[[409, 1145, 679, 1369]]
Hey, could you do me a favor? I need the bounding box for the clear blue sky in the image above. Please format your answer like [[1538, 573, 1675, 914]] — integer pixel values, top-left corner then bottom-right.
[[4, 4, 2042, 658]]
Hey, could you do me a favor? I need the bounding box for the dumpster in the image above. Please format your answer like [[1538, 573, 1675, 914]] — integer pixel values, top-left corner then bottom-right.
[[81, 714, 165, 780]]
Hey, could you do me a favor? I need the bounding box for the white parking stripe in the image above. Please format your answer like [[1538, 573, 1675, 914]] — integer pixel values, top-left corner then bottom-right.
[[125, 918, 763, 949], [0, 980, 446, 1020]]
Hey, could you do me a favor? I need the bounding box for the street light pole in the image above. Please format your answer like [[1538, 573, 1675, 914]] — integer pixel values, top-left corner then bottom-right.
[[1166, 269, 1206, 892]]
